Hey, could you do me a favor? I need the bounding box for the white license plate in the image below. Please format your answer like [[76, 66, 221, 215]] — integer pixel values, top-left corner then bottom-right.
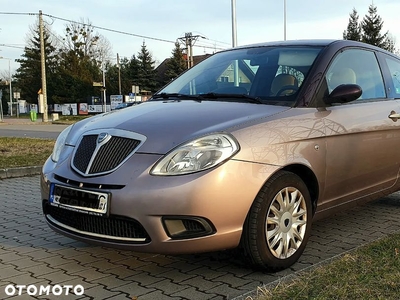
[[49, 184, 109, 216]]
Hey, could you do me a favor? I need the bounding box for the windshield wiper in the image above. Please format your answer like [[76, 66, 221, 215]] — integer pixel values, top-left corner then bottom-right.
[[200, 93, 262, 104], [151, 92, 262, 104], [151, 93, 203, 102]]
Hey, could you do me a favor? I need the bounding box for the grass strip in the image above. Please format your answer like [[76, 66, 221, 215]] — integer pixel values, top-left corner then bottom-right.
[[0, 137, 54, 168], [256, 233, 400, 300]]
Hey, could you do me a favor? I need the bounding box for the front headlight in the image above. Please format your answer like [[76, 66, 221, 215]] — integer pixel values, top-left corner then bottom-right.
[[151, 133, 239, 176], [51, 125, 73, 163]]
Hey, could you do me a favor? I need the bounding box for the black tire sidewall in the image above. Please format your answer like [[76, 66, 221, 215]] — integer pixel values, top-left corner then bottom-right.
[[247, 171, 312, 270]]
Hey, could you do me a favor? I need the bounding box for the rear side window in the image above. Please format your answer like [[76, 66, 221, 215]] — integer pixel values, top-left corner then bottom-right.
[[384, 56, 400, 97], [326, 49, 386, 100]]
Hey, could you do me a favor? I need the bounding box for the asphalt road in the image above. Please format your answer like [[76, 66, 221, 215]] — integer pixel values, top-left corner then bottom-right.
[[0, 120, 68, 139]]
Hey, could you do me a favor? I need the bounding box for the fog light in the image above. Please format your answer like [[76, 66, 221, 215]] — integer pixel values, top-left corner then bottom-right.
[[162, 217, 215, 239]]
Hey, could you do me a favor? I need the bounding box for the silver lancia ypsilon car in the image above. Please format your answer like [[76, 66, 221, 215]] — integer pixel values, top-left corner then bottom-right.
[[41, 40, 400, 270]]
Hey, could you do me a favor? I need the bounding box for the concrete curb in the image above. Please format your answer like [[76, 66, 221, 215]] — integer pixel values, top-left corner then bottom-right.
[[0, 166, 42, 179]]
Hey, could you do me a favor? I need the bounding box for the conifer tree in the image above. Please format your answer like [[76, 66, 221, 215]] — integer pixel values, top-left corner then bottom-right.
[[124, 55, 140, 91], [343, 4, 396, 53], [136, 42, 157, 93], [165, 42, 187, 83], [14, 23, 58, 104], [361, 4, 387, 48], [343, 8, 361, 41]]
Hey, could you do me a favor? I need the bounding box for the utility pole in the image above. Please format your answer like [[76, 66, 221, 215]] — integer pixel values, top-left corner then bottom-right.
[[178, 33, 203, 69], [102, 62, 106, 113], [186, 34, 191, 69], [39, 10, 48, 122]]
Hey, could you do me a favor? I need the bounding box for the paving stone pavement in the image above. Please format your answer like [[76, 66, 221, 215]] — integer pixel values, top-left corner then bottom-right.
[[1, 175, 400, 300]]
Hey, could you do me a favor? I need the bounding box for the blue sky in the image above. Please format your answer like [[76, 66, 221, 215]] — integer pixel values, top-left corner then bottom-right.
[[0, 0, 399, 74]]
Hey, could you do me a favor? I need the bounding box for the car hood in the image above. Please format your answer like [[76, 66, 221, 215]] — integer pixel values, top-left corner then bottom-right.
[[67, 100, 290, 154]]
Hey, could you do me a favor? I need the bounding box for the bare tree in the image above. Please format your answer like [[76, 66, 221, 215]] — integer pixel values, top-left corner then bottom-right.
[[62, 18, 112, 64]]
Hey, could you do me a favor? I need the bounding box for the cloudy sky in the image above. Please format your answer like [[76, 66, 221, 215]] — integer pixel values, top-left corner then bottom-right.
[[0, 0, 399, 74]]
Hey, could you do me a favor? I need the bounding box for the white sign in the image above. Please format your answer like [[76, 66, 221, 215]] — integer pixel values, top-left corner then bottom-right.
[[53, 104, 63, 112], [62, 104, 77, 116], [110, 95, 123, 110]]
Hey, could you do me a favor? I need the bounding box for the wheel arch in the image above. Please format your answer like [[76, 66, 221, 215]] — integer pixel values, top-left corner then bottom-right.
[[281, 164, 319, 215]]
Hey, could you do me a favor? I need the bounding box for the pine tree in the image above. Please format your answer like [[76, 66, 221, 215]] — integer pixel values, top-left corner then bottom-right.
[[136, 42, 157, 93], [344, 4, 397, 53], [0, 74, 10, 115], [123, 55, 140, 93], [343, 8, 361, 41], [361, 4, 387, 48], [384, 34, 396, 53], [104, 63, 120, 96], [165, 42, 187, 83], [14, 23, 58, 104]]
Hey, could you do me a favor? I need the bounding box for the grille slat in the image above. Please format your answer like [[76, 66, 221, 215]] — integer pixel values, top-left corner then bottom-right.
[[73, 135, 97, 173], [73, 134, 141, 176], [183, 219, 206, 232], [45, 204, 150, 242]]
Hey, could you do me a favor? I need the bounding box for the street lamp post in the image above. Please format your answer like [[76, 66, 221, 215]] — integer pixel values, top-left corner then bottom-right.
[[284, 0, 287, 41], [231, 0, 239, 87], [117, 53, 121, 95], [0, 56, 12, 119], [231, 0, 237, 47]]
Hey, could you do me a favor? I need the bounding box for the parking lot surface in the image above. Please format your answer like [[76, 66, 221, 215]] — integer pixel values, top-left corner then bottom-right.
[[1, 175, 400, 299]]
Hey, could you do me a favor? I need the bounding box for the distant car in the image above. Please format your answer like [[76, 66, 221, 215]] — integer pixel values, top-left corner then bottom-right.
[[114, 102, 135, 110], [41, 39, 400, 270]]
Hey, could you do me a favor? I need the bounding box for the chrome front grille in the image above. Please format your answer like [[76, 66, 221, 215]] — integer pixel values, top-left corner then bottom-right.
[[71, 130, 145, 176]]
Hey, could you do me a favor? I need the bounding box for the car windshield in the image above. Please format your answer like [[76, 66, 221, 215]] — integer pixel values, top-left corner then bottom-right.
[[155, 46, 322, 106]]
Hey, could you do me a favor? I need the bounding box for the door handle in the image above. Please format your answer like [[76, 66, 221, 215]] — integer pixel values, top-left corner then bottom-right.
[[389, 111, 400, 121]]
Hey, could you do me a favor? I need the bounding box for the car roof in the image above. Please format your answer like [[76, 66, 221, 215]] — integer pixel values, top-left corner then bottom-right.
[[231, 39, 391, 54], [238, 39, 336, 48]]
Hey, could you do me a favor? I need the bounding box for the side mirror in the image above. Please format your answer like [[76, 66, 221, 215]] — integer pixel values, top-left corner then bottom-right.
[[324, 84, 362, 105]]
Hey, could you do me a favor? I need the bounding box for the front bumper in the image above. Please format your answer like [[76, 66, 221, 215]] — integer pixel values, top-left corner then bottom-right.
[[40, 153, 279, 254]]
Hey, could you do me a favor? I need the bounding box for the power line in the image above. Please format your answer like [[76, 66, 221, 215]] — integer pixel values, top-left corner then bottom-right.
[[0, 12, 36, 16], [0, 11, 228, 52], [0, 11, 176, 44], [191, 31, 231, 46], [0, 44, 25, 50], [44, 13, 177, 45], [196, 41, 226, 51], [43, 13, 227, 51]]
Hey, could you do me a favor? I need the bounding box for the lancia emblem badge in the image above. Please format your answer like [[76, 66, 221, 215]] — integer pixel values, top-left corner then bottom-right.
[[97, 132, 109, 144]]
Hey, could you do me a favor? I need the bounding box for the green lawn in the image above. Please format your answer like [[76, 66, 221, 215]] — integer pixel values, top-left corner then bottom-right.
[[0, 137, 54, 168], [257, 233, 400, 299]]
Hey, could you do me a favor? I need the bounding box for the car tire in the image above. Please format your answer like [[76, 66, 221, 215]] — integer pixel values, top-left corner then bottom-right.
[[241, 171, 312, 271]]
